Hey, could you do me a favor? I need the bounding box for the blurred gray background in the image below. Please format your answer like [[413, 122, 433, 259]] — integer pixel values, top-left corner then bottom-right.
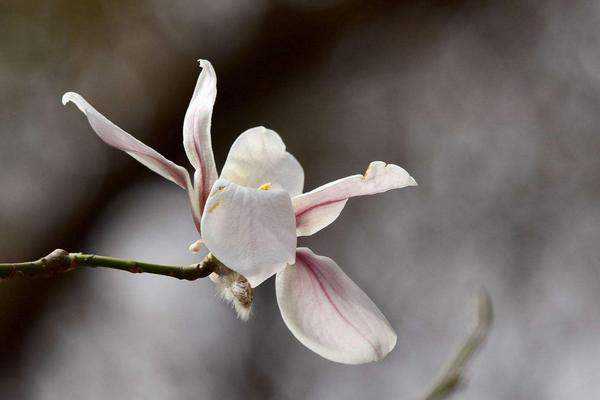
[[1, 0, 599, 398]]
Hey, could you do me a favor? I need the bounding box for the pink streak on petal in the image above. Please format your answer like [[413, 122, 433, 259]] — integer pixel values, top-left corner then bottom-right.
[[62, 92, 191, 190], [296, 251, 382, 358], [276, 247, 397, 364], [183, 59, 219, 212], [293, 161, 417, 236]]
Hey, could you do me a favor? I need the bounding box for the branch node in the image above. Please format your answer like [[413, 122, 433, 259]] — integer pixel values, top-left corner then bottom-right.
[[43, 249, 74, 275]]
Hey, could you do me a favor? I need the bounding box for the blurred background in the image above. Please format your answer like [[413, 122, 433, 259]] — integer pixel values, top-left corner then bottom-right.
[[1, 0, 600, 398]]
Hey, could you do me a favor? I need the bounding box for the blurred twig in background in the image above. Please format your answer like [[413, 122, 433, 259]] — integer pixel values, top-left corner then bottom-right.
[[422, 289, 493, 400]]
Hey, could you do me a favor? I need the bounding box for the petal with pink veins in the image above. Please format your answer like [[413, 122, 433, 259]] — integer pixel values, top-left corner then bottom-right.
[[62, 92, 191, 190], [183, 59, 219, 212], [276, 247, 397, 364], [220, 127, 304, 196], [293, 161, 417, 236], [201, 178, 297, 287]]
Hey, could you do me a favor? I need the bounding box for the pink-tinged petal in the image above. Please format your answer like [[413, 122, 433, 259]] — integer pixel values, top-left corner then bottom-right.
[[62, 92, 191, 190], [201, 178, 297, 287], [183, 59, 219, 211], [186, 183, 203, 233], [276, 247, 397, 364], [220, 127, 304, 196], [293, 161, 417, 236]]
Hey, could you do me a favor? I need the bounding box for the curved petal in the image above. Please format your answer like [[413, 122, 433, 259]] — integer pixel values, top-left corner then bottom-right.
[[276, 248, 397, 364], [220, 127, 304, 196], [201, 178, 297, 287], [186, 184, 203, 233], [183, 59, 219, 211], [293, 161, 417, 236], [62, 92, 191, 190]]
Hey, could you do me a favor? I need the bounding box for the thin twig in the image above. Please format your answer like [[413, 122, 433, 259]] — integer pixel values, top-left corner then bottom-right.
[[422, 288, 493, 400], [0, 249, 222, 281]]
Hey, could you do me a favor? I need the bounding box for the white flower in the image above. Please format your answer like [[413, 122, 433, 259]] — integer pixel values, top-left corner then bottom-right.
[[63, 60, 417, 364]]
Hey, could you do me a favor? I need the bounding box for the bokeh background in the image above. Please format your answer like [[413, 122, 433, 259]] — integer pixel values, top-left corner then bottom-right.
[[2, 0, 600, 398]]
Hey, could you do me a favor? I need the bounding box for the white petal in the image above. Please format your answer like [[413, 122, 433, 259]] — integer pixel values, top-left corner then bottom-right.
[[183, 59, 219, 211], [62, 92, 191, 190], [293, 161, 417, 236], [201, 178, 297, 287], [186, 184, 203, 233], [276, 248, 397, 364], [220, 127, 304, 196]]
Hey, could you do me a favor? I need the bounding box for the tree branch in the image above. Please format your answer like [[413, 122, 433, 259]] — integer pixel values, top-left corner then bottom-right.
[[0, 249, 221, 281]]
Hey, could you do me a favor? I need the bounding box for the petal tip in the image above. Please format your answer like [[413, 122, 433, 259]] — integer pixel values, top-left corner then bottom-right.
[[61, 92, 89, 114], [249, 125, 268, 134], [197, 58, 213, 70], [61, 92, 77, 106], [380, 162, 418, 187], [377, 329, 397, 362]]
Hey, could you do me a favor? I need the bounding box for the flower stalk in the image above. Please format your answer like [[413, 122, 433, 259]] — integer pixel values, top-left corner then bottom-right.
[[0, 249, 221, 281]]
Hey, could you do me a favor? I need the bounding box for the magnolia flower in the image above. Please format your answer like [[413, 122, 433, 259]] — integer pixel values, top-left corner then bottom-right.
[[63, 60, 417, 364]]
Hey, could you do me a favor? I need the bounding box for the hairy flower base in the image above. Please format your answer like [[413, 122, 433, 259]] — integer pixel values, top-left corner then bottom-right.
[[206, 257, 254, 321], [213, 270, 254, 321]]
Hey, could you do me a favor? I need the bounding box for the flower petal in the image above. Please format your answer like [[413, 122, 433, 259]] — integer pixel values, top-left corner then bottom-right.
[[183, 59, 219, 211], [220, 127, 304, 196], [293, 161, 417, 236], [201, 178, 297, 287], [276, 247, 397, 364], [62, 92, 191, 190]]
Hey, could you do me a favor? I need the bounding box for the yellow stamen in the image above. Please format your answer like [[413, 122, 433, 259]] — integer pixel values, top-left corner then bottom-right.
[[258, 182, 272, 191]]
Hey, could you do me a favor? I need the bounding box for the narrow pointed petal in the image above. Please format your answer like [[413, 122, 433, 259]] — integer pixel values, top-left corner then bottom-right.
[[183, 59, 219, 210], [220, 127, 304, 196], [201, 178, 297, 287], [62, 92, 191, 190], [276, 248, 397, 364], [186, 183, 203, 233], [293, 161, 417, 236]]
